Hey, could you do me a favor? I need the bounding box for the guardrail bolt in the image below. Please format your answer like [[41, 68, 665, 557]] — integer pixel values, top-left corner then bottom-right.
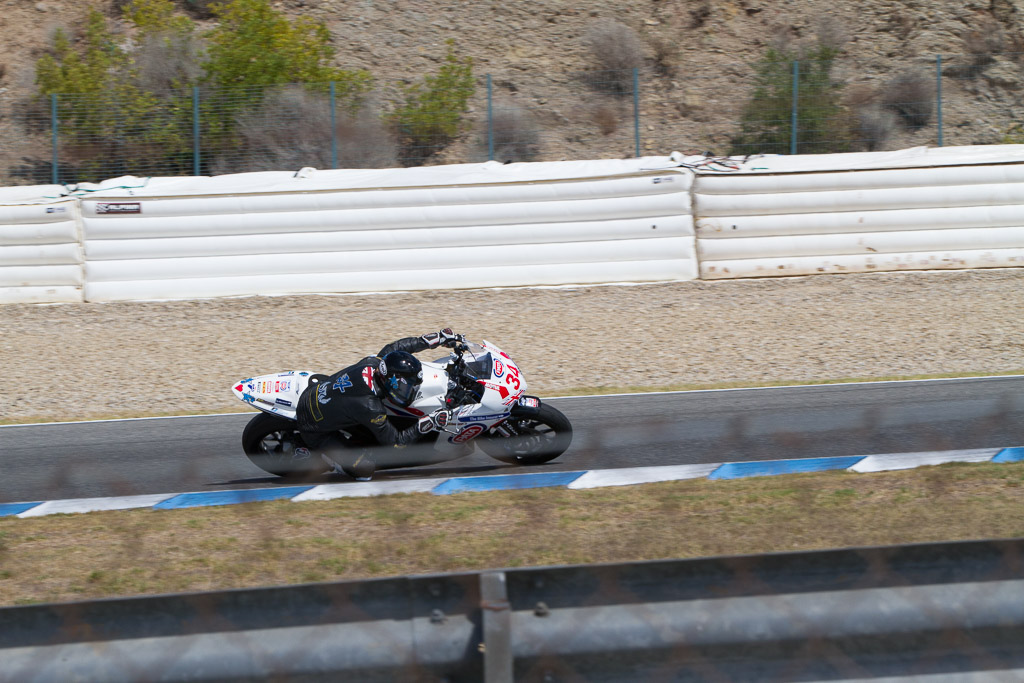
[[534, 601, 550, 617], [430, 608, 447, 624]]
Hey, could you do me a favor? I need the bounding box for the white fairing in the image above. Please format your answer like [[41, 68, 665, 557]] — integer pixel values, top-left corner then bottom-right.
[[383, 340, 527, 457], [230, 340, 528, 457], [231, 371, 314, 420]]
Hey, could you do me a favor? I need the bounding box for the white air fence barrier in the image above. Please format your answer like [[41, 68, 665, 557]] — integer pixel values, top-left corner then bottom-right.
[[0, 187, 83, 304], [77, 158, 697, 302], [693, 145, 1024, 279], [5, 145, 1024, 304]]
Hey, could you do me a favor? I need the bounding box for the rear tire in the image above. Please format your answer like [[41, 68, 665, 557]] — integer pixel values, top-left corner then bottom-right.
[[241, 412, 328, 477], [478, 403, 573, 465]]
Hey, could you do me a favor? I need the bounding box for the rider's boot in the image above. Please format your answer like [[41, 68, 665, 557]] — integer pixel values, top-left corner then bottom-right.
[[336, 448, 376, 481], [301, 432, 377, 481]]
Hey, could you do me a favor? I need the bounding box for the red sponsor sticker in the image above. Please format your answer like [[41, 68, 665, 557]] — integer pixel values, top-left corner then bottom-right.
[[493, 359, 505, 377], [478, 380, 509, 399], [450, 424, 485, 444]]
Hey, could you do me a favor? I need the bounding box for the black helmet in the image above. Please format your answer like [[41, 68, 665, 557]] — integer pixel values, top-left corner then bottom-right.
[[378, 351, 423, 407]]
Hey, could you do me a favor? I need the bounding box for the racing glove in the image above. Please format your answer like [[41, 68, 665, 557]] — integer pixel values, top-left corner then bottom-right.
[[421, 328, 457, 349], [417, 408, 454, 434]]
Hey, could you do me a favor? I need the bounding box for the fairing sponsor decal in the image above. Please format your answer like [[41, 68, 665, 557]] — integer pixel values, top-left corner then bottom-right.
[[449, 423, 485, 444], [477, 380, 510, 399], [458, 412, 510, 423]]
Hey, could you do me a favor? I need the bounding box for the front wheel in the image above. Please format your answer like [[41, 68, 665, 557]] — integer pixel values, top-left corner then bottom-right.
[[478, 403, 573, 465], [242, 412, 328, 477]]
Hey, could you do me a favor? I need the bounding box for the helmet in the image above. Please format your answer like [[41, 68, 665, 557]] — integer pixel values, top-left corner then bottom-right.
[[377, 351, 423, 407]]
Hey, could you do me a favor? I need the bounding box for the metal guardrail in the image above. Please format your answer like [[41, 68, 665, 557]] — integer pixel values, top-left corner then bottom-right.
[[1, 538, 1022, 681]]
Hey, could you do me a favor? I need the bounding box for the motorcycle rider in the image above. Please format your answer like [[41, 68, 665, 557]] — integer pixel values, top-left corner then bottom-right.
[[294, 328, 461, 480]]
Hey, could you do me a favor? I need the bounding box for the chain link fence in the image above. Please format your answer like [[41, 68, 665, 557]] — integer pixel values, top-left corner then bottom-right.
[[1, 52, 1023, 185]]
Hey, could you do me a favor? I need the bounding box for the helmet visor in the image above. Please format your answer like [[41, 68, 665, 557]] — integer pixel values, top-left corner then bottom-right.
[[386, 374, 420, 407]]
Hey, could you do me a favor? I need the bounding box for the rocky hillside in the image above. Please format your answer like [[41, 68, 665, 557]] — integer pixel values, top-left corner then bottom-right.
[[1, 0, 1023, 175]]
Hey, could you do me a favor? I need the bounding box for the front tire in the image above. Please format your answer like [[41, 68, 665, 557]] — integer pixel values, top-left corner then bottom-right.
[[478, 403, 573, 465], [241, 412, 328, 477]]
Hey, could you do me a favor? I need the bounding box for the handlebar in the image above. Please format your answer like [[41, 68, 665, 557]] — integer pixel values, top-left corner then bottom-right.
[[449, 333, 469, 353], [443, 335, 483, 409]]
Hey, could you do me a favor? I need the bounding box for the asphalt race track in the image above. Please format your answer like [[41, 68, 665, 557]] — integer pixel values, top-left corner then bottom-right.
[[1, 376, 1023, 504]]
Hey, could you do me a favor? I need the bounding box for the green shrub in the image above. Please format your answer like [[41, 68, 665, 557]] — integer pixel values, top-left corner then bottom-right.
[[202, 0, 370, 97], [33, 0, 373, 179], [729, 43, 856, 156], [35, 8, 194, 180], [390, 40, 474, 165], [198, 0, 372, 168]]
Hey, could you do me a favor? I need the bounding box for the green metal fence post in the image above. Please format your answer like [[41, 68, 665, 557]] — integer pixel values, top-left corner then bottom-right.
[[330, 81, 338, 169], [486, 74, 494, 161], [50, 93, 58, 184], [936, 55, 944, 147], [192, 86, 200, 176], [633, 67, 641, 157], [790, 60, 799, 155]]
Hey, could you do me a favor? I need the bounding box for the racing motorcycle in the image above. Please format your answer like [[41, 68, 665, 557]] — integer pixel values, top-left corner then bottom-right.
[[231, 337, 572, 478]]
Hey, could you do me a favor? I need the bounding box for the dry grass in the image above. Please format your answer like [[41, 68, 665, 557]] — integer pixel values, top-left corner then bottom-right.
[[483, 104, 541, 163], [854, 105, 899, 151], [585, 19, 645, 74], [962, 18, 1006, 66], [880, 71, 936, 130], [132, 30, 204, 93], [592, 103, 620, 135], [649, 36, 679, 79], [688, 1, 712, 30], [584, 20, 645, 96], [210, 86, 397, 174], [812, 16, 851, 53], [1, 462, 1022, 606]]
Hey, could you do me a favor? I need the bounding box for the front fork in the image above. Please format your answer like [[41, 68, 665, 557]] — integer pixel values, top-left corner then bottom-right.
[[489, 395, 542, 436]]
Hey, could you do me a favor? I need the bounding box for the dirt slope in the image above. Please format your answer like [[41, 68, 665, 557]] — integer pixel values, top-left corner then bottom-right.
[[1, 0, 1023, 170]]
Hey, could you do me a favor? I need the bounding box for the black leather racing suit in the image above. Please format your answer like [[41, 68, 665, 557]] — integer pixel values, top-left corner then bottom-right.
[[295, 336, 432, 450]]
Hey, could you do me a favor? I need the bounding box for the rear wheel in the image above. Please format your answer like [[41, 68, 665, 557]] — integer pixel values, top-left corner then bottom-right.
[[241, 412, 328, 477], [478, 403, 573, 465]]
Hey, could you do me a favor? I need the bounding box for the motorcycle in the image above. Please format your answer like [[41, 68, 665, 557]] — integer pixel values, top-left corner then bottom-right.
[[231, 336, 573, 478]]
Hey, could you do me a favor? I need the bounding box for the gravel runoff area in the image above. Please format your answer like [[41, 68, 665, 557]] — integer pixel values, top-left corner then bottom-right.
[[2, 269, 1024, 424]]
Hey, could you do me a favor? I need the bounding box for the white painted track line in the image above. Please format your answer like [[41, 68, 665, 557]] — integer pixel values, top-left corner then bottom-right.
[[569, 464, 719, 489], [849, 449, 1000, 473]]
